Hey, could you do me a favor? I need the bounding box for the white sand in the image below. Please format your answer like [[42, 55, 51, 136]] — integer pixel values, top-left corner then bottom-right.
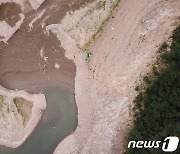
[[28, 0, 45, 10], [51, 0, 180, 153], [0, 85, 47, 148]]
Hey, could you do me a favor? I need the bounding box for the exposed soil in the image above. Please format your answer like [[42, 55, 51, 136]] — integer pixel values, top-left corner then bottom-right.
[[0, 2, 21, 27]]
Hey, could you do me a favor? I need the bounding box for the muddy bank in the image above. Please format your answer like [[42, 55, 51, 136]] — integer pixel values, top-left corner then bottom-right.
[[0, 0, 96, 90], [0, 0, 95, 152]]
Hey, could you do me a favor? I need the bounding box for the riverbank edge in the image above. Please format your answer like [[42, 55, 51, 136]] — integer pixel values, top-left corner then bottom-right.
[[0, 85, 47, 148]]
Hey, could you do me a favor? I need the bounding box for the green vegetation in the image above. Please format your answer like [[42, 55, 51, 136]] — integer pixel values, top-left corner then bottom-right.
[[79, 0, 121, 53], [159, 42, 168, 53], [0, 95, 10, 115], [126, 24, 180, 154], [96, 1, 106, 10], [0, 3, 4, 17], [0, 95, 4, 110], [13, 97, 25, 126], [13, 97, 33, 126], [85, 50, 92, 61], [13, 97, 20, 113], [0, 3, 4, 12]]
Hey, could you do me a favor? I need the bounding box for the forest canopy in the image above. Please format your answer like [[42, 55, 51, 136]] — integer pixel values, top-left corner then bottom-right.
[[126, 24, 180, 154]]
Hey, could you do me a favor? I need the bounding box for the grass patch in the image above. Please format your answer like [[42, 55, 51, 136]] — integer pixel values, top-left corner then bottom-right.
[[0, 95, 4, 110], [79, 0, 121, 54], [0, 3, 5, 17], [13, 97, 20, 113], [126, 24, 180, 154], [0, 3, 4, 12], [13, 97, 33, 126], [96, 1, 106, 10]]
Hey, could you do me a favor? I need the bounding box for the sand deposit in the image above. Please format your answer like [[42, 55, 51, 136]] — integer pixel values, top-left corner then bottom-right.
[[0, 85, 47, 148]]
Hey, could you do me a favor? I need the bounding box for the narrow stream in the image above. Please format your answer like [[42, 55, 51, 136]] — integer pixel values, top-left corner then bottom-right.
[[0, 86, 78, 154]]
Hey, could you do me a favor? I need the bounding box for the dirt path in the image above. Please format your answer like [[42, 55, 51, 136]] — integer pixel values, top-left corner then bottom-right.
[[52, 0, 180, 154]]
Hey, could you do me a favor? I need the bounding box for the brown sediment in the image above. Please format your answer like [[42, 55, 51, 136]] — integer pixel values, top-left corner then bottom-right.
[[0, 0, 95, 149], [0, 0, 95, 91], [0, 2, 22, 27]]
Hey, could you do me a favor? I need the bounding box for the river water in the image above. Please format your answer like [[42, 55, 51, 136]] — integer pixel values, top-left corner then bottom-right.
[[0, 86, 77, 154], [0, 0, 96, 153]]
